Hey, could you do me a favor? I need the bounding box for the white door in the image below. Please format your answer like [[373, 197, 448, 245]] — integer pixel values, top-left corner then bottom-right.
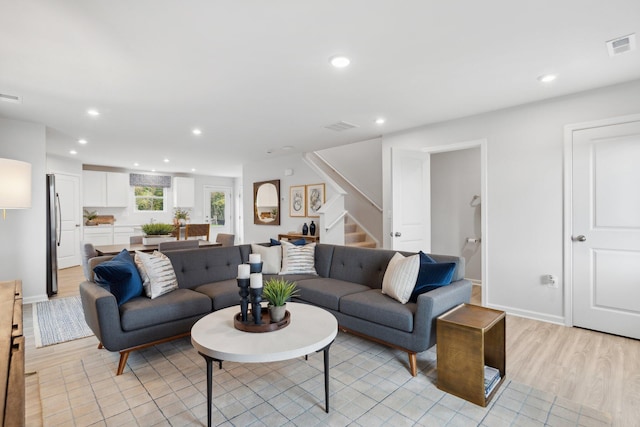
[[203, 186, 233, 240], [56, 173, 81, 269], [572, 119, 640, 339], [390, 148, 430, 251]]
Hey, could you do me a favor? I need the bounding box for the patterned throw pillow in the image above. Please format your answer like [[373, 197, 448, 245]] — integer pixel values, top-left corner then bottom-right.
[[134, 251, 179, 299], [381, 252, 420, 304], [279, 242, 317, 275], [250, 244, 282, 274]]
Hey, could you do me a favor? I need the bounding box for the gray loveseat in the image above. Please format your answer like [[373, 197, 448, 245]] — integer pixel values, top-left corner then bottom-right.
[[80, 244, 471, 376]]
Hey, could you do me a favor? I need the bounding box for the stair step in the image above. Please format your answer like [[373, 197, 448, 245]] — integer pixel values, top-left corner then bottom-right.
[[347, 241, 377, 248], [345, 231, 366, 244], [344, 223, 357, 233]]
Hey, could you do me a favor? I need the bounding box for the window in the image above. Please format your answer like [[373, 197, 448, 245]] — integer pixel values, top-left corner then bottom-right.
[[134, 186, 165, 211]]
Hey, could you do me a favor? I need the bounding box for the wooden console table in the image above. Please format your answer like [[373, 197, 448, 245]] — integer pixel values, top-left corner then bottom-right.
[[436, 303, 505, 407], [1, 280, 24, 426], [277, 233, 319, 243]]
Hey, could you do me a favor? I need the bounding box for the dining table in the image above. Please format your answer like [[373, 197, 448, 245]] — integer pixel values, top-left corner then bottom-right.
[[94, 240, 221, 256]]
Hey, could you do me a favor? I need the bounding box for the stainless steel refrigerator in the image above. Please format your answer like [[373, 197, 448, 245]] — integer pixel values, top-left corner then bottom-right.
[[46, 174, 59, 296]]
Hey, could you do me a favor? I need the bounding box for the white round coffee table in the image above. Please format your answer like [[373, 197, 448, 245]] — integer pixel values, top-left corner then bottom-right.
[[191, 302, 337, 427]]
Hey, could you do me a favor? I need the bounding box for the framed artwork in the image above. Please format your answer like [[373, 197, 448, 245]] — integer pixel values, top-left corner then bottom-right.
[[306, 183, 325, 217], [289, 185, 306, 217]]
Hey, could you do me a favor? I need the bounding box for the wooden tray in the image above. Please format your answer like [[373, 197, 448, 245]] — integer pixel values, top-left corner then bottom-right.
[[234, 307, 290, 333]]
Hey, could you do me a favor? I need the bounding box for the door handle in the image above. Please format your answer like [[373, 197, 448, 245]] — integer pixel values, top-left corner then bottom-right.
[[573, 235, 587, 242], [394, 232, 402, 237]]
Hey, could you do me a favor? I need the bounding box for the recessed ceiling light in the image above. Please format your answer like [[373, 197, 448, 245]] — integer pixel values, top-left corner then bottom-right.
[[537, 74, 557, 83], [133, 162, 139, 167], [163, 158, 169, 163], [69, 150, 77, 155], [151, 169, 156, 172], [192, 128, 202, 135], [330, 55, 351, 68], [375, 118, 386, 125], [78, 139, 87, 144], [87, 109, 100, 116], [282, 146, 293, 150], [191, 168, 196, 172]]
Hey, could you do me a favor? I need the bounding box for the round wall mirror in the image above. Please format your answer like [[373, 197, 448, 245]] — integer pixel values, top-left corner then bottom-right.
[[253, 179, 280, 225]]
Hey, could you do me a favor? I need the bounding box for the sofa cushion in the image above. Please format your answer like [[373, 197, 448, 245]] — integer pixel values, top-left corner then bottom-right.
[[280, 242, 317, 275], [194, 279, 244, 310], [410, 262, 457, 302], [340, 289, 416, 332], [119, 288, 211, 332], [135, 251, 179, 299], [294, 277, 370, 311], [166, 246, 244, 289], [250, 244, 281, 274], [93, 249, 143, 305], [381, 252, 420, 304], [328, 246, 395, 288]]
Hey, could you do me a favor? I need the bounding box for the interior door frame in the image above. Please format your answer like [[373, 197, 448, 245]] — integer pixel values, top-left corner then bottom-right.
[[563, 112, 640, 327], [203, 185, 233, 237], [421, 138, 488, 303], [50, 170, 81, 268]]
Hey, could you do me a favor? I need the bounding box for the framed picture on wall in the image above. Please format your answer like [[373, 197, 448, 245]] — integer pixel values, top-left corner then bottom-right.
[[306, 183, 325, 217], [289, 185, 306, 217]]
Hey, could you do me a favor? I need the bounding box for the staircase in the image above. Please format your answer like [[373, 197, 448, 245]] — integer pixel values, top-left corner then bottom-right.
[[344, 218, 376, 248]]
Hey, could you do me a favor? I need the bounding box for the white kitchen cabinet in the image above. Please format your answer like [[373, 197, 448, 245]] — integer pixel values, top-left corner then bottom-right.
[[173, 177, 195, 207], [82, 171, 129, 207], [83, 226, 113, 245], [114, 226, 141, 244]]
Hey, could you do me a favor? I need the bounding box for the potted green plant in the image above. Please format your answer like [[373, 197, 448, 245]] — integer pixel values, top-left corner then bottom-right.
[[173, 207, 191, 226], [262, 278, 299, 322], [83, 209, 98, 226], [140, 223, 176, 245]]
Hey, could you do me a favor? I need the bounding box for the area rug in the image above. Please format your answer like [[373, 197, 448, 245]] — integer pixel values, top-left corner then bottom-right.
[[34, 333, 613, 426], [32, 296, 94, 347]]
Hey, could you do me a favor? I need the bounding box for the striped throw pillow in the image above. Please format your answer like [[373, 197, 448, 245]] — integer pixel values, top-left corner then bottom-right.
[[135, 251, 179, 299], [279, 242, 317, 275], [381, 252, 420, 304]]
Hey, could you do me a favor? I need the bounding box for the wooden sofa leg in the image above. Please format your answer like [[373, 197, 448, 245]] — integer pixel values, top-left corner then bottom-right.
[[408, 352, 417, 376], [97, 342, 103, 349], [117, 351, 130, 376]]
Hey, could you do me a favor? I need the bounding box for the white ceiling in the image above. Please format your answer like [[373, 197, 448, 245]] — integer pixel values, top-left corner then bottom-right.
[[1, 1, 639, 177]]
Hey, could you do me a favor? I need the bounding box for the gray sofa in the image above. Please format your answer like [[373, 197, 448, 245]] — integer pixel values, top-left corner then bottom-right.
[[80, 244, 471, 376]]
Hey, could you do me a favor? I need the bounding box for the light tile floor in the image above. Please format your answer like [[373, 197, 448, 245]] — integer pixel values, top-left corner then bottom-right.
[[37, 332, 612, 426]]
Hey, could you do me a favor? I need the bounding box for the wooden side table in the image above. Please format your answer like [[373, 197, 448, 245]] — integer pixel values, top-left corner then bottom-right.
[[277, 233, 318, 243], [436, 303, 505, 407]]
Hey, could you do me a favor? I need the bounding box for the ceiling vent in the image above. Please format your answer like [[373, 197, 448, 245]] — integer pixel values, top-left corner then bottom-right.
[[324, 121, 359, 132], [0, 93, 21, 104], [606, 33, 636, 57]]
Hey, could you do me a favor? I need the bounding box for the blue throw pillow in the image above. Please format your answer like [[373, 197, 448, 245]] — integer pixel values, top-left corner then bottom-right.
[[94, 249, 143, 305], [409, 260, 456, 302], [270, 238, 306, 246]]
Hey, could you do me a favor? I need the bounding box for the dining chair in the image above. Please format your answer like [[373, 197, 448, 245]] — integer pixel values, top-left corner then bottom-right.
[[215, 233, 235, 247], [185, 223, 210, 241], [80, 242, 98, 281], [158, 240, 199, 251], [129, 235, 143, 244]]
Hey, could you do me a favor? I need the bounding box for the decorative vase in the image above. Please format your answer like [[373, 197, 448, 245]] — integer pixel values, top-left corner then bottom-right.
[[269, 304, 287, 323], [309, 221, 316, 236], [302, 223, 309, 235]]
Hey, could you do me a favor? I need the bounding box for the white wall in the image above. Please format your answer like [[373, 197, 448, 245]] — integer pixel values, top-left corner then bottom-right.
[[431, 147, 481, 281], [0, 117, 47, 303], [243, 153, 330, 243], [382, 78, 640, 323]]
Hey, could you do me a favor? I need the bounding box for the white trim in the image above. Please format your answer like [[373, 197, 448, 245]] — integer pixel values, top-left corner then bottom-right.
[[345, 212, 381, 248], [24, 294, 49, 305], [302, 152, 346, 195], [562, 112, 640, 328], [487, 303, 566, 326], [420, 138, 488, 305]]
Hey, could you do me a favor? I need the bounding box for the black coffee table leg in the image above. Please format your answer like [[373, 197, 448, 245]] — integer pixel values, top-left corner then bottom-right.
[[199, 352, 213, 427], [317, 340, 334, 413]]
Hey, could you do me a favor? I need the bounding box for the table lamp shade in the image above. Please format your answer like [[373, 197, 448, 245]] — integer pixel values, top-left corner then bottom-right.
[[0, 158, 32, 209]]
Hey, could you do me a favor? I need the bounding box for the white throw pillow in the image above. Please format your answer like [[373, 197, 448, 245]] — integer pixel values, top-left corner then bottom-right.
[[280, 242, 317, 275], [134, 251, 179, 299], [250, 244, 282, 274], [381, 252, 420, 304]]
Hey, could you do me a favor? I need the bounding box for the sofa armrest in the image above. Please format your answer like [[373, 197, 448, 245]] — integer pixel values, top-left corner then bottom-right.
[[79, 281, 122, 349], [413, 279, 472, 349]]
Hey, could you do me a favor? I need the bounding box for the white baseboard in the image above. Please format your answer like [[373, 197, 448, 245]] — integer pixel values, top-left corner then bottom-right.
[[23, 294, 49, 305], [485, 303, 566, 326]]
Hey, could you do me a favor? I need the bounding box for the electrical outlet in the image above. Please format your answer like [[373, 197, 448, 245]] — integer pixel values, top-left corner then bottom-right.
[[541, 274, 559, 288]]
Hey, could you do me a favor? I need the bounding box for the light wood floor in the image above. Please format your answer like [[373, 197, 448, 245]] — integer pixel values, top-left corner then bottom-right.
[[24, 266, 640, 426]]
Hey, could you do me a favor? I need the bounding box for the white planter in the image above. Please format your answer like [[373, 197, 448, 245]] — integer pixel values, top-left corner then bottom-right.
[[142, 235, 176, 245]]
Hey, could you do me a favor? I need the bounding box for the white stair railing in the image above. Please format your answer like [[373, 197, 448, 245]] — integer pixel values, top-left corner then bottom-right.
[[318, 194, 345, 245]]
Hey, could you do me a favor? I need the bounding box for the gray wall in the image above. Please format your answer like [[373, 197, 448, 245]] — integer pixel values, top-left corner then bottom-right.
[[382, 78, 640, 324], [431, 147, 481, 281], [0, 117, 47, 303]]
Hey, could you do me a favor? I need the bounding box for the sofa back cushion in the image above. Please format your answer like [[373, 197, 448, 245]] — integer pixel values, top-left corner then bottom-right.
[[328, 246, 396, 289], [165, 245, 245, 289]]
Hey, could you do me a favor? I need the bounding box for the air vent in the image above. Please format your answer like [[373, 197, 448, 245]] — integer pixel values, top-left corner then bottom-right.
[[0, 93, 21, 104], [324, 121, 359, 132], [606, 33, 636, 57]]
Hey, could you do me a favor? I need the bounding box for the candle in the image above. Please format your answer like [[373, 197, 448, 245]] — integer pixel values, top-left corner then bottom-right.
[[249, 253, 261, 264], [237, 264, 250, 279], [250, 273, 263, 288]]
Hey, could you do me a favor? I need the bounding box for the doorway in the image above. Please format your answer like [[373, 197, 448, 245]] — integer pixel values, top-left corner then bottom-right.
[[565, 115, 640, 339], [203, 186, 233, 240], [55, 173, 80, 269]]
